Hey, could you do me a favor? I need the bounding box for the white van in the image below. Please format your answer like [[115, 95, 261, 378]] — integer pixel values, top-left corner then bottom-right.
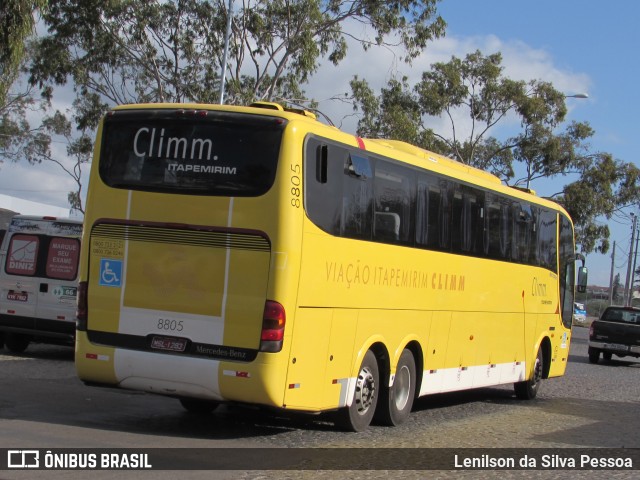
[[0, 215, 82, 353]]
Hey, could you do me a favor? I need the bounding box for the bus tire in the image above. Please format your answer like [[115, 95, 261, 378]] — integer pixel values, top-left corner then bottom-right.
[[179, 397, 220, 414], [514, 347, 543, 400], [335, 350, 379, 432], [376, 349, 416, 426], [5, 333, 30, 353], [588, 347, 600, 364]]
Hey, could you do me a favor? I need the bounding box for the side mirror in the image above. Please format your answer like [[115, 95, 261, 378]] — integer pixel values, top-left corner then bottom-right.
[[577, 266, 588, 293]]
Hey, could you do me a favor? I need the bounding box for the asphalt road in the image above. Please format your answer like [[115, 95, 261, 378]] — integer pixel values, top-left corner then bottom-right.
[[0, 325, 638, 479]]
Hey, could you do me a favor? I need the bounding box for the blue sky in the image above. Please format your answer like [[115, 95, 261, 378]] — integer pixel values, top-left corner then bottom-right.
[[1, 0, 637, 287]]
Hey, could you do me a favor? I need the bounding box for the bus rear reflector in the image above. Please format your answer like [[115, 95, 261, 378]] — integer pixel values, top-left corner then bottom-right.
[[260, 300, 286, 353]]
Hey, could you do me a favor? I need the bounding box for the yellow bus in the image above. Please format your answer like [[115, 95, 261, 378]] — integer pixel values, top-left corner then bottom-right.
[[76, 102, 587, 431]]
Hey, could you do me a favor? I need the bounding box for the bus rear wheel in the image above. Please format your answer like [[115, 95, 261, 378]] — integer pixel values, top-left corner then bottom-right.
[[335, 350, 379, 432], [179, 397, 220, 414], [514, 347, 543, 400], [376, 349, 416, 426]]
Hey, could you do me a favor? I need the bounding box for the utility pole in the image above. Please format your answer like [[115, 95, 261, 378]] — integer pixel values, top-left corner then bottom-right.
[[632, 226, 640, 306], [624, 214, 637, 306], [609, 241, 616, 305]]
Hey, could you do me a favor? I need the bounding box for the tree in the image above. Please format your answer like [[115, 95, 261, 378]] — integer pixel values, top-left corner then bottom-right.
[[19, 1, 445, 211], [1, 84, 91, 213], [29, 0, 446, 129], [1, 1, 47, 171], [350, 50, 640, 254], [558, 155, 639, 254], [0, 0, 46, 107]]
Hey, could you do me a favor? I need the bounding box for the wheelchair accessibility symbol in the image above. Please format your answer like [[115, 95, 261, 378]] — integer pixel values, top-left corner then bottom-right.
[[99, 258, 123, 287]]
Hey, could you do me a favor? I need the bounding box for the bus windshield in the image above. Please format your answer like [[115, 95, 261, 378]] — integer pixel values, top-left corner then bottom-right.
[[99, 109, 286, 196]]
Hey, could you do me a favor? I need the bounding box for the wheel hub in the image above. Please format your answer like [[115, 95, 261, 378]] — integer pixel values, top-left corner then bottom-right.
[[354, 366, 376, 415]]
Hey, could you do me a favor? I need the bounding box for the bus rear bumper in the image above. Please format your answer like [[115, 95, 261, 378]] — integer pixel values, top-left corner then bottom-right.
[[75, 332, 288, 407]]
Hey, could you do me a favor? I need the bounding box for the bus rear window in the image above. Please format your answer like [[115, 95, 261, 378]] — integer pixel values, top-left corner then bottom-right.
[[99, 109, 285, 196]]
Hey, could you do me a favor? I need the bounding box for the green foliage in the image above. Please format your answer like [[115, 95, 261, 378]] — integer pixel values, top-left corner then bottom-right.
[[350, 50, 640, 254], [558, 154, 640, 253], [0, 0, 47, 106], [29, 0, 445, 129]]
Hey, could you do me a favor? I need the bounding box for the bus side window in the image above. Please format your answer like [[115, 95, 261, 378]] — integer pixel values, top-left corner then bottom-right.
[[304, 139, 343, 236], [415, 181, 429, 246], [427, 185, 441, 248], [485, 197, 511, 260], [528, 206, 540, 266], [374, 212, 400, 241], [450, 188, 463, 252], [316, 144, 328, 184], [513, 203, 532, 263], [462, 190, 483, 254], [341, 153, 373, 240], [501, 202, 512, 260], [485, 200, 501, 258], [537, 209, 558, 272], [373, 160, 413, 245], [439, 180, 451, 250]]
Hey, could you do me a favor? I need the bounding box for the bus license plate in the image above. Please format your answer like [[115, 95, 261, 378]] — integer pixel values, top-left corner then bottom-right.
[[150, 336, 187, 352], [604, 343, 628, 352]]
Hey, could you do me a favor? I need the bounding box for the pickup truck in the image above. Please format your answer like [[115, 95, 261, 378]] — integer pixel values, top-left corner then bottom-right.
[[588, 306, 640, 364]]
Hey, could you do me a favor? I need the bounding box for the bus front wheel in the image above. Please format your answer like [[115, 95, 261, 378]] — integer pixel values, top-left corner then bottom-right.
[[376, 349, 416, 426], [514, 348, 543, 400], [335, 350, 379, 432]]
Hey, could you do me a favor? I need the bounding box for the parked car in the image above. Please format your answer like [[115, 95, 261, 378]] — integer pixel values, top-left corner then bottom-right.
[[588, 306, 640, 364], [573, 302, 587, 324]]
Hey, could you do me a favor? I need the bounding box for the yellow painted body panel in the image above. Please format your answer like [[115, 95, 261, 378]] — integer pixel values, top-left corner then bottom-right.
[[124, 240, 226, 316], [75, 331, 117, 383]]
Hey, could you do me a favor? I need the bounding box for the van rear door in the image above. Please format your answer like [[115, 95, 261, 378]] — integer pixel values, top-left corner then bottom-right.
[[0, 232, 39, 327], [35, 235, 81, 325]]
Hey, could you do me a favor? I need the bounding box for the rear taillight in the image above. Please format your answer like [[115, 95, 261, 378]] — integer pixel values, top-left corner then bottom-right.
[[260, 300, 286, 352], [76, 281, 88, 330], [588, 322, 594, 338]]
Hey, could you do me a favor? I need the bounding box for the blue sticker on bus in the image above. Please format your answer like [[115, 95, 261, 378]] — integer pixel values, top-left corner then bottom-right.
[[99, 259, 122, 287]]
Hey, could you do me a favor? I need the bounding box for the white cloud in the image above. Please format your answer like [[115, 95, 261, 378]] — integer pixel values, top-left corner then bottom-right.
[[0, 157, 77, 208]]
